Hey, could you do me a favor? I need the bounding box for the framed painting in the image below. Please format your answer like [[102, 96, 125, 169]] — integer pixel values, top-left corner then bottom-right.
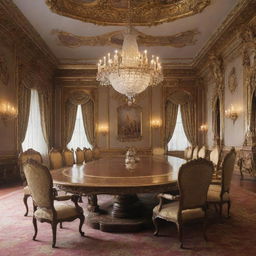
[[117, 105, 142, 141]]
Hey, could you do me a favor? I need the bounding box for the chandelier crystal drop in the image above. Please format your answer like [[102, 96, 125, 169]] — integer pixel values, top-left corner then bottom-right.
[[96, 28, 163, 104]]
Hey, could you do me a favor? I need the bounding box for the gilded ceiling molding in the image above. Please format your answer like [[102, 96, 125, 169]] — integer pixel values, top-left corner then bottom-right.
[[53, 28, 199, 48], [0, 0, 58, 65], [46, 0, 210, 26], [194, 0, 256, 70]]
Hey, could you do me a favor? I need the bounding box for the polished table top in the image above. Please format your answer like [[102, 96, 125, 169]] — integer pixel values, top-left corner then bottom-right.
[[51, 156, 186, 193]]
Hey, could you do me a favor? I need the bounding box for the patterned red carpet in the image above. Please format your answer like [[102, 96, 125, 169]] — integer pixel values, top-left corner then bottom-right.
[[0, 183, 256, 256]]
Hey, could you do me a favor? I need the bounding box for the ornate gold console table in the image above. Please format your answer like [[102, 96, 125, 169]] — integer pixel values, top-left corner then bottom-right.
[[51, 156, 185, 232]]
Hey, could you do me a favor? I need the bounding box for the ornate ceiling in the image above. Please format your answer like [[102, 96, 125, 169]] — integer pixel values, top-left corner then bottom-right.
[[11, 0, 241, 65], [46, 0, 211, 26], [53, 28, 199, 48]]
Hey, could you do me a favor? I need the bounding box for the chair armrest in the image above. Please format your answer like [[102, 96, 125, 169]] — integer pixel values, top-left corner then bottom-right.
[[157, 193, 180, 212]]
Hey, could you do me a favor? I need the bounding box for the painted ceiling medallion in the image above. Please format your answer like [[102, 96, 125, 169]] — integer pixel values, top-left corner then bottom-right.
[[53, 28, 199, 48], [46, 0, 211, 26]]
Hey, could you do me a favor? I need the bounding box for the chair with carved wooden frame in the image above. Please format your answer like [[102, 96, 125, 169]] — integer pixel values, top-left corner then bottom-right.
[[207, 147, 236, 219], [192, 146, 199, 159], [152, 158, 214, 248], [84, 148, 94, 163], [23, 159, 85, 248], [62, 148, 75, 167], [19, 148, 43, 216], [209, 146, 221, 174], [198, 146, 206, 159], [75, 147, 85, 164], [49, 148, 64, 170], [184, 146, 193, 161]]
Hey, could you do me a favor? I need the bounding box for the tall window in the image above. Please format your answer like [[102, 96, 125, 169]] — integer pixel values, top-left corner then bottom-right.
[[67, 105, 91, 150], [22, 89, 48, 158], [168, 105, 190, 151]]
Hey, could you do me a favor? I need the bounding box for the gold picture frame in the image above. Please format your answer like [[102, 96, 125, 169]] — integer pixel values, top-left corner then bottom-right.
[[117, 104, 142, 142]]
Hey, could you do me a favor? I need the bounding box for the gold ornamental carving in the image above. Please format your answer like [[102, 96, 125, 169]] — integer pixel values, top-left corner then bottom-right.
[[53, 28, 199, 48], [228, 67, 237, 94], [46, 0, 211, 26]]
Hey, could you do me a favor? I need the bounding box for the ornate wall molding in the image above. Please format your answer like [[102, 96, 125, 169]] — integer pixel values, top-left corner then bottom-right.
[[0, 0, 57, 65], [240, 25, 256, 146], [195, 0, 256, 70], [208, 53, 225, 146], [53, 28, 199, 48], [228, 67, 238, 93], [46, 0, 210, 26]]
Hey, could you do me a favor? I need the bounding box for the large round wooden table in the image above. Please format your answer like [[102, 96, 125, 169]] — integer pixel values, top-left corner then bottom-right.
[[51, 155, 185, 232]]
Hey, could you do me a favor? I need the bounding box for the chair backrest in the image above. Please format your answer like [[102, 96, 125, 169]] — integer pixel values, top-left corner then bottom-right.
[[19, 148, 43, 184], [93, 146, 101, 160], [75, 147, 85, 164], [84, 148, 94, 162], [62, 148, 75, 167], [210, 146, 220, 166], [222, 147, 236, 193], [184, 146, 193, 160], [192, 146, 199, 159], [23, 159, 53, 209], [198, 146, 206, 158], [49, 148, 63, 170], [178, 158, 213, 210], [152, 147, 165, 155]]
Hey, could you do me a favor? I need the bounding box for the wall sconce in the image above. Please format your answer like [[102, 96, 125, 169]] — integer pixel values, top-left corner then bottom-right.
[[151, 119, 162, 129], [98, 124, 109, 136], [199, 124, 208, 132], [225, 104, 239, 124], [0, 101, 18, 122]]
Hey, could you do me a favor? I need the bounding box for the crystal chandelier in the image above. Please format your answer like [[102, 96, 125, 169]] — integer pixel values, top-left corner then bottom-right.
[[96, 4, 163, 105]]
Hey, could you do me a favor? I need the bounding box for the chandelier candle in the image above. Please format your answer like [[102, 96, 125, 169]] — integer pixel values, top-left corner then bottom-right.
[[96, 28, 163, 105]]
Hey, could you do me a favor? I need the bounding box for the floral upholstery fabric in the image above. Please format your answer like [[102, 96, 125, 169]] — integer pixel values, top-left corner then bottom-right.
[[34, 204, 83, 221], [153, 201, 204, 223]]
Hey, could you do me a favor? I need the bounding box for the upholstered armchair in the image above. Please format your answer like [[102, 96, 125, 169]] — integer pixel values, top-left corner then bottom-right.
[[62, 148, 75, 167], [84, 148, 93, 162], [92, 146, 101, 160], [23, 159, 85, 248], [198, 146, 206, 158], [209, 146, 221, 174], [49, 148, 64, 170], [75, 147, 85, 164], [18, 148, 43, 216], [184, 146, 193, 161], [207, 147, 236, 219], [152, 158, 214, 248], [192, 146, 199, 159]]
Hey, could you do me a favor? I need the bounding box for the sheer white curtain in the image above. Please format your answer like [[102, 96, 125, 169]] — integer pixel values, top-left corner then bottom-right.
[[168, 105, 190, 151], [22, 89, 48, 163], [67, 105, 92, 150]]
